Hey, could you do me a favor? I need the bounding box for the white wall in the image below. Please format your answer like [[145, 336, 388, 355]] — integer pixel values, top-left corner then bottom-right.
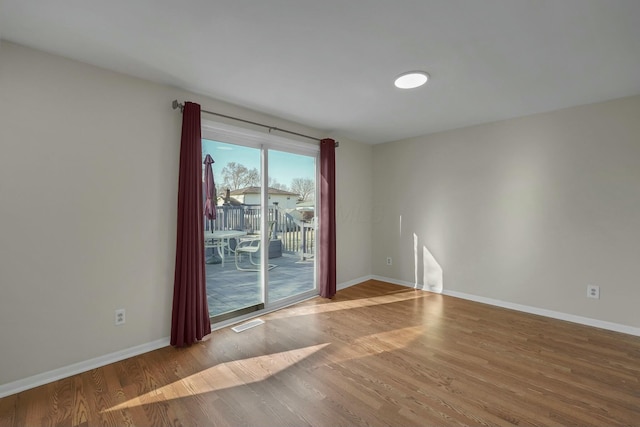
[[335, 137, 373, 284], [0, 41, 372, 386], [372, 96, 640, 328]]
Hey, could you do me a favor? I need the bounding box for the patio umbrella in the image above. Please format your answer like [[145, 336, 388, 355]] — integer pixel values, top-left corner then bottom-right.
[[204, 154, 221, 264], [203, 154, 217, 224]]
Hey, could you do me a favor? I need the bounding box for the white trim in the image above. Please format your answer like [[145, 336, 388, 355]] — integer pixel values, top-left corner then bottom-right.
[[372, 275, 640, 337], [0, 337, 170, 399], [201, 119, 319, 156], [441, 289, 640, 337], [337, 275, 375, 290], [371, 275, 425, 290], [260, 145, 269, 301]]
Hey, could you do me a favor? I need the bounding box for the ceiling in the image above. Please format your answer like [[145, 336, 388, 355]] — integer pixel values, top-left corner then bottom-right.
[[2, 0, 640, 144]]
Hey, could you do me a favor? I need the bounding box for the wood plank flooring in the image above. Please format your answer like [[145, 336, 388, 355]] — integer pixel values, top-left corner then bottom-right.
[[1, 280, 639, 426]]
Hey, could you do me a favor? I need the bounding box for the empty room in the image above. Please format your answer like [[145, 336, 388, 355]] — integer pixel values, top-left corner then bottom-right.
[[1, 1, 639, 426]]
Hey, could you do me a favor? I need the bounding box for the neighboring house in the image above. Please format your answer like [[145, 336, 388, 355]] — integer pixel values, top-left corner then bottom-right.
[[229, 186, 300, 209], [214, 188, 242, 206]]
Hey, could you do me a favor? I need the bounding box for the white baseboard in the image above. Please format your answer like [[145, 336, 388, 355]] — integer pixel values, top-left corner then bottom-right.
[[0, 337, 170, 399], [371, 275, 423, 290], [337, 275, 375, 290], [371, 275, 640, 337]]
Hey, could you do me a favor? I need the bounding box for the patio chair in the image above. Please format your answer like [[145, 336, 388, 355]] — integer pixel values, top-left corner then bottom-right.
[[234, 220, 277, 271]]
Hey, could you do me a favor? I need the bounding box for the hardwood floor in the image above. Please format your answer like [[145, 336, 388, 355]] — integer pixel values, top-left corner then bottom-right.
[[2, 280, 639, 426]]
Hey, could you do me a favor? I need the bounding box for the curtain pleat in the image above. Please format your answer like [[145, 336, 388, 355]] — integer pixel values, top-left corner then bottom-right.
[[319, 139, 337, 298], [171, 102, 211, 347]]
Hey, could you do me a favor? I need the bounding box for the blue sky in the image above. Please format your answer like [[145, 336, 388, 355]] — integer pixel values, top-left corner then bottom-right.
[[203, 139, 315, 189]]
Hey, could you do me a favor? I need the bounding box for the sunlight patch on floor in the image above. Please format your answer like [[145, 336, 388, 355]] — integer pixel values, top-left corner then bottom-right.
[[102, 343, 330, 413], [267, 291, 426, 320], [351, 325, 426, 356]]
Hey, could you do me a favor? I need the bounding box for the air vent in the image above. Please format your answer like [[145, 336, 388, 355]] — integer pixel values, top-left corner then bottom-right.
[[231, 318, 265, 333]]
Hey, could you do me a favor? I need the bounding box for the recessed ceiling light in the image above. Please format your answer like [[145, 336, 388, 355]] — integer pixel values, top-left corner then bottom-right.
[[394, 71, 429, 89]]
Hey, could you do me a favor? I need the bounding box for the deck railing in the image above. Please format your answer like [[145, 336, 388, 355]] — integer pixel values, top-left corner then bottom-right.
[[206, 204, 315, 259]]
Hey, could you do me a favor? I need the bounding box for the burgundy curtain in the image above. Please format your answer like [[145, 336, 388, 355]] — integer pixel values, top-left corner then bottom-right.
[[171, 102, 211, 347], [319, 138, 337, 298]]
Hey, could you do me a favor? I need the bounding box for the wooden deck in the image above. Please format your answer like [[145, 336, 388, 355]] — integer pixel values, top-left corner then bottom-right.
[[206, 250, 315, 318]]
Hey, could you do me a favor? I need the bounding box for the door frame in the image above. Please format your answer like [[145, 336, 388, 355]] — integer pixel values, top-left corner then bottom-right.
[[201, 119, 320, 326]]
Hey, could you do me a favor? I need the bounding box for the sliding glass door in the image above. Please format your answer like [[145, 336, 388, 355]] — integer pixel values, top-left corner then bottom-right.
[[201, 121, 318, 323]]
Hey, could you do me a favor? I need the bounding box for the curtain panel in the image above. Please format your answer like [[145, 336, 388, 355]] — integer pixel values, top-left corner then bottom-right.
[[319, 138, 337, 298], [171, 102, 211, 347]]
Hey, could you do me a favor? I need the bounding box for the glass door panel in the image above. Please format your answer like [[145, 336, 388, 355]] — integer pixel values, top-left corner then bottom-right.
[[267, 149, 317, 303], [202, 139, 263, 321]]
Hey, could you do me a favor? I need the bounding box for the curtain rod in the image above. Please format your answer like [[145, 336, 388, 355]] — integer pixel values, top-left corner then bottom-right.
[[172, 100, 339, 147]]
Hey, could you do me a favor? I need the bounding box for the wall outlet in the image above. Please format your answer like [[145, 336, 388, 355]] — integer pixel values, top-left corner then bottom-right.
[[386, 257, 392, 266], [115, 308, 126, 325], [587, 285, 600, 299]]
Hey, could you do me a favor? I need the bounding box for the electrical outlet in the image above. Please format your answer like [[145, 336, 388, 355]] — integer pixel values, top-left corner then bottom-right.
[[587, 285, 600, 299], [386, 257, 392, 266], [115, 308, 126, 325]]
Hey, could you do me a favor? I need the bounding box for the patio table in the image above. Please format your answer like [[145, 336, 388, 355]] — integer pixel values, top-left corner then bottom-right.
[[205, 230, 247, 267]]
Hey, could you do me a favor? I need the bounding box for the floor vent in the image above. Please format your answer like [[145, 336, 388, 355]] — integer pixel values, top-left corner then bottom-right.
[[231, 318, 265, 333]]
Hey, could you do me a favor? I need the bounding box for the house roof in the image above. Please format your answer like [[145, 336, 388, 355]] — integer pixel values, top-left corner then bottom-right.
[[216, 195, 243, 206], [229, 187, 299, 197]]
